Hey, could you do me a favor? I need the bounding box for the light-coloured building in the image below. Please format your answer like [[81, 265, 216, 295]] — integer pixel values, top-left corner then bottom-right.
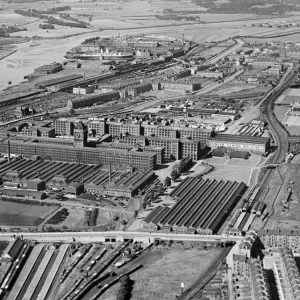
[[208, 134, 270, 154]]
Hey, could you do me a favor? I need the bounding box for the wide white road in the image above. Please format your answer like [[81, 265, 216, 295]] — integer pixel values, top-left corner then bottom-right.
[[0, 231, 243, 243]]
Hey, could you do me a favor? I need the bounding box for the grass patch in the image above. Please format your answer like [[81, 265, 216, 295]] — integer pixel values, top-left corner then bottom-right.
[[0, 213, 43, 226]]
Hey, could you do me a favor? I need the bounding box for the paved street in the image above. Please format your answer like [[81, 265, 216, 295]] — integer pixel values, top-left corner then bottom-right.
[[0, 231, 243, 243]]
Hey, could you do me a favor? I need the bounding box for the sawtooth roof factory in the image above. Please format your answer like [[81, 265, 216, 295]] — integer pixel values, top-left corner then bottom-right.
[[0, 158, 154, 198]]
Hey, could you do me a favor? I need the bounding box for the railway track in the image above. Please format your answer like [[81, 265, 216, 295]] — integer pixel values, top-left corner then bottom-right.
[[177, 247, 232, 300], [254, 70, 295, 202]]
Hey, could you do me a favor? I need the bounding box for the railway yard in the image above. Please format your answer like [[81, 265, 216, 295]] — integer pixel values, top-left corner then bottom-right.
[[0, 238, 230, 300]]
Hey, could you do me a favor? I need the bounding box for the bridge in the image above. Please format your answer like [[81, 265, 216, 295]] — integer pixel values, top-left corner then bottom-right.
[[0, 231, 243, 244]]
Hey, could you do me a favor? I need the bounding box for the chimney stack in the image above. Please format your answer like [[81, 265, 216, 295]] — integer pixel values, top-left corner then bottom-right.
[[7, 140, 11, 162], [109, 162, 112, 183]]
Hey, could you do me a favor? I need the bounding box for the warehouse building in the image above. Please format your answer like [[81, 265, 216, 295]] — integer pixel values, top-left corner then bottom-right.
[[54, 118, 75, 136], [67, 91, 120, 109], [34, 63, 62, 75], [1, 238, 25, 263], [107, 121, 142, 137], [1, 189, 47, 200], [85, 168, 154, 198], [127, 83, 152, 97], [208, 134, 270, 154], [195, 71, 224, 79], [143, 124, 212, 142], [147, 136, 180, 161]]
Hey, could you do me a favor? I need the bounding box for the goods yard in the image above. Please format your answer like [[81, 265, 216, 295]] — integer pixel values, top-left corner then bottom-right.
[[143, 177, 247, 234]]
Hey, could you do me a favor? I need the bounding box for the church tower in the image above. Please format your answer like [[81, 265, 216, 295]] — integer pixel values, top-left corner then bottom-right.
[[74, 121, 88, 147]]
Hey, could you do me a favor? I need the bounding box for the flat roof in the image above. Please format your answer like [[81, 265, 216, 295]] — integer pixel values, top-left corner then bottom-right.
[[4, 140, 155, 157], [209, 134, 269, 144]]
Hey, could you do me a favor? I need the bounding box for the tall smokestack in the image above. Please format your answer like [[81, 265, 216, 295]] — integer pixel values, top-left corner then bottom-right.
[[109, 162, 112, 183], [182, 33, 184, 45], [7, 140, 11, 162]]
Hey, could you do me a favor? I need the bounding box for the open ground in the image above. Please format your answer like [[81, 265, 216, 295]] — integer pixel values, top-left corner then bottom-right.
[[252, 163, 300, 231], [100, 246, 224, 300]]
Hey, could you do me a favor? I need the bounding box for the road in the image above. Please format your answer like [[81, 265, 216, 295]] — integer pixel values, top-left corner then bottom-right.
[[195, 69, 244, 95], [0, 231, 243, 243], [204, 38, 244, 65]]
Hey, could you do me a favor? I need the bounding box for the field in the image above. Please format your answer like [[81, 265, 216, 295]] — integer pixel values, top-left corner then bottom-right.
[[0, 213, 43, 226], [100, 247, 224, 300], [0, 200, 57, 226]]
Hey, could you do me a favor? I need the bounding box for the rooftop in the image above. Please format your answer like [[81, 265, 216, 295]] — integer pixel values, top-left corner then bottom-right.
[[209, 134, 269, 144]]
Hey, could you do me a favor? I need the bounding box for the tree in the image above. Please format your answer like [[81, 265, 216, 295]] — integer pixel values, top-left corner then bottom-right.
[[149, 190, 156, 202], [142, 201, 147, 210], [171, 169, 180, 182], [164, 176, 171, 187], [68, 108, 75, 116]]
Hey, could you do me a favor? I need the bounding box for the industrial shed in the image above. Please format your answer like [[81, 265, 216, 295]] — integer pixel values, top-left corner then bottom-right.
[[143, 177, 247, 233], [208, 134, 270, 154], [1, 188, 47, 200], [1, 238, 25, 263]]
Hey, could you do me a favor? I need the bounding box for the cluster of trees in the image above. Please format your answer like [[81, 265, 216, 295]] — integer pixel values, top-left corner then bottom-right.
[[14, 9, 88, 28], [156, 15, 199, 22], [83, 37, 101, 43], [28, 6, 71, 14], [46, 208, 69, 225], [191, 0, 300, 15], [59, 13, 89, 26], [117, 275, 133, 300], [89, 208, 99, 226], [45, 6, 71, 13], [39, 24, 55, 29], [0, 25, 27, 33], [170, 157, 193, 182], [84, 208, 99, 226]]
